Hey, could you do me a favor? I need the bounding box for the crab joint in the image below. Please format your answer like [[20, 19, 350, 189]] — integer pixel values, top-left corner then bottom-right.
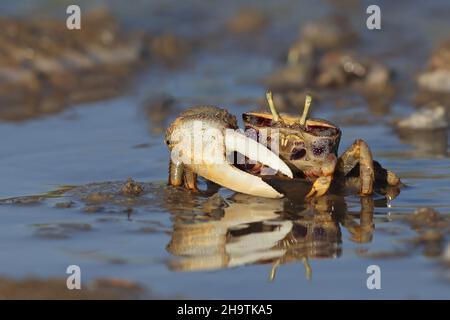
[[299, 95, 312, 126], [266, 91, 281, 122]]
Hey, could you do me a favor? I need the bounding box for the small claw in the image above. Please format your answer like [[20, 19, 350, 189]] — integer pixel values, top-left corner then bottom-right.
[[306, 176, 332, 197]]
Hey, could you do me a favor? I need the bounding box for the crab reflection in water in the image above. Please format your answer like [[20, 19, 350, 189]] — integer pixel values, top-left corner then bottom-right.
[[166, 192, 378, 280]]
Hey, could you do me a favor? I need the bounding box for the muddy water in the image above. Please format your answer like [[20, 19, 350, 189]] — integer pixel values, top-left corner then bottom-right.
[[0, 0, 450, 299]]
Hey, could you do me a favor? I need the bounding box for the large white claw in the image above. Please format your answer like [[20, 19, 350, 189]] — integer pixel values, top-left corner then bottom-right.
[[188, 130, 292, 198], [190, 163, 284, 198], [224, 130, 293, 178]]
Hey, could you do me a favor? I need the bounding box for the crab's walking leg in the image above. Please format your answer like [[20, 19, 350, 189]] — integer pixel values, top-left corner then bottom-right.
[[336, 139, 374, 195], [183, 168, 198, 191], [341, 196, 374, 243], [168, 160, 184, 187], [306, 176, 333, 197]]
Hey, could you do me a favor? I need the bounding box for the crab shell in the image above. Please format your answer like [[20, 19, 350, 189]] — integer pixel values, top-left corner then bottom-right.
[[242, 111, 342, 180]]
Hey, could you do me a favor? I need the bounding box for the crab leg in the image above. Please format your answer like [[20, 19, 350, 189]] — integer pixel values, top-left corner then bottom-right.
[[168, 160, 184, 187], [336, 139, 374, 195], [341, 196, 374, 243], [183, 168, 198, 190]]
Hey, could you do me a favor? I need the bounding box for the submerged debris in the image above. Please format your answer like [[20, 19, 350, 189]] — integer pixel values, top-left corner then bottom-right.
[[226, 8, 269, 34]]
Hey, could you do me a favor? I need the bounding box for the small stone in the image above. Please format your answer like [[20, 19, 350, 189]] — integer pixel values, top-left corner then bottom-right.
[[84, 205, 104, 213], [121, 178, 144, 196], [54, 201, 74, 208], [412, 207, 441, 223], [395, 106, 448, 130], [226, 8, 269, 34], [406, 207, 444, 230], [420, 230, 444, 242]]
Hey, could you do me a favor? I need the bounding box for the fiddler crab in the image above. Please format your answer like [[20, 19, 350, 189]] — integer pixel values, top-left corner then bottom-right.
[[165, 92, 400, 199]]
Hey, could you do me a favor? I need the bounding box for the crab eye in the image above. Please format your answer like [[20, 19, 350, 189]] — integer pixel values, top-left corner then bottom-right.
[[290, 148, 306, 160]]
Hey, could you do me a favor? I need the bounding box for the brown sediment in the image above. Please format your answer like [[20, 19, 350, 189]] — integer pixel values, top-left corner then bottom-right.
[[144, 94, 178, 134], [299, 15, 358, 51], [54, 201, 75, 208], [225, 8, 269, 34], [83, 192, 113, 203], [0, 8, 191, 122], [146, 33, 191, 67], [0, 8, 142, 121], [0, 276, 152, 299], [33, 223, 92, 239]]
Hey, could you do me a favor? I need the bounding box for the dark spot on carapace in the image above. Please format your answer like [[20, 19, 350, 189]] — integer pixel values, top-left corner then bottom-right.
[[313, 146, 325, 156], [312, 140, 330, 157]]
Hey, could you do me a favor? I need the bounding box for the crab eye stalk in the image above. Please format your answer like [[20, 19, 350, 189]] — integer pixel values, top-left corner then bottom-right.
[[299, 95, 312, 126], [266, 91, 281, 123]]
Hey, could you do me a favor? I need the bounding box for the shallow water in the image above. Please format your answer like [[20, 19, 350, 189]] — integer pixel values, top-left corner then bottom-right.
[[0, 0, 449, 299]]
